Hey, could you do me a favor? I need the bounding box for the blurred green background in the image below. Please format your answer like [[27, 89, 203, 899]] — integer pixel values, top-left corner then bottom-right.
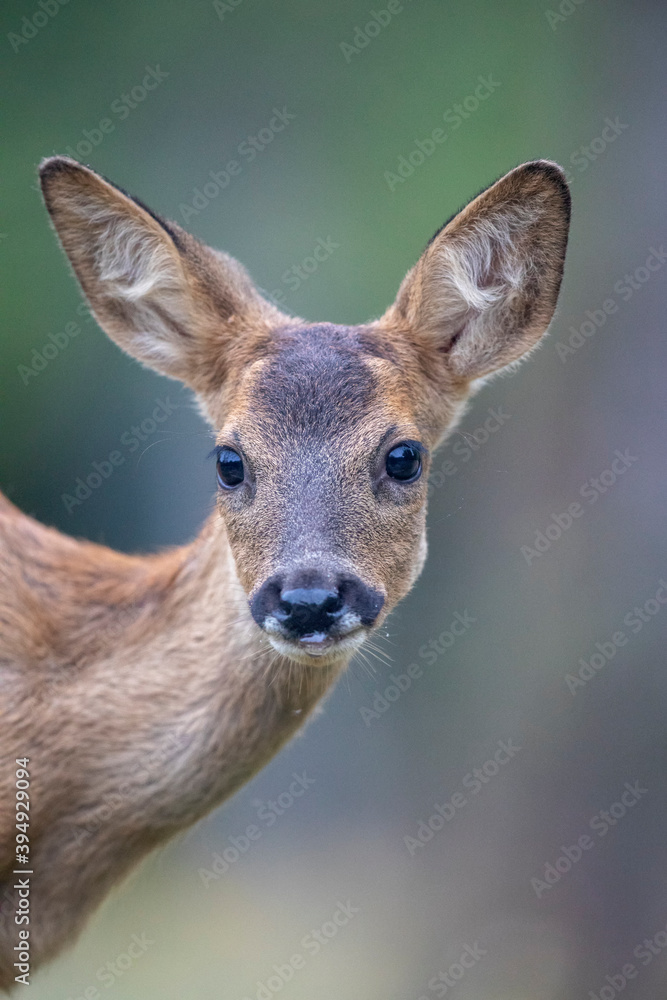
[[2, 0, 667, 997]]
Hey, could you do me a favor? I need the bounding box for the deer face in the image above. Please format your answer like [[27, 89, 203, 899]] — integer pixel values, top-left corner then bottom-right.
[[40, 156, 570, 662], [211, 322, 438, 660]]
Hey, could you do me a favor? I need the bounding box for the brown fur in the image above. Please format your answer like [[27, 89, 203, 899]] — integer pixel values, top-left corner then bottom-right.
[[0, 157, 569, 989]]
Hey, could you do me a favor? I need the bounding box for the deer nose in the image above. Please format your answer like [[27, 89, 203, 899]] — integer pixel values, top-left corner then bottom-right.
[[249, 571, 384, 641], [275, 587, 343, 638]]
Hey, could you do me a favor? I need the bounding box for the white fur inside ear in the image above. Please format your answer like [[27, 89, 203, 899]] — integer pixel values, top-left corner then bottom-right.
[[69, 194, 182, 302], [386, 162, 569, 381], [65, 192, 194, 373], [428, 204, 540, 331]]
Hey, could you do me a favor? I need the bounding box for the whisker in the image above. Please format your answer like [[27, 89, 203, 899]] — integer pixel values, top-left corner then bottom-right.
[[264, 651, 283, 684], [363, 641, 394, 667], [351, 649, 377, 682]]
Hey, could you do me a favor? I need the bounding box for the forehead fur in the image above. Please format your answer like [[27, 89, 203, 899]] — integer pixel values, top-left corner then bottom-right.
[[241, 323, 409, 440]]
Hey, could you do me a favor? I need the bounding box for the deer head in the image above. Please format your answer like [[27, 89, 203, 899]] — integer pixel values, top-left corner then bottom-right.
[[39, 156, 570, 665]]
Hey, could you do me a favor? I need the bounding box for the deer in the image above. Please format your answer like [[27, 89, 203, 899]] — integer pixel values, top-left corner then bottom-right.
[[0, 155, 570, 989]]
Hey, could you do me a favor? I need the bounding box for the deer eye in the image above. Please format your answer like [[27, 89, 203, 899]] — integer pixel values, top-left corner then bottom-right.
[[385, 443, 422, 482], [216, 447, 244, 488]]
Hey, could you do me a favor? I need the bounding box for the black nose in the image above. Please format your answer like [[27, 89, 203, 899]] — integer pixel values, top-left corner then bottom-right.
[[276, 587, 343, 637], [250, 570, 384, 640]]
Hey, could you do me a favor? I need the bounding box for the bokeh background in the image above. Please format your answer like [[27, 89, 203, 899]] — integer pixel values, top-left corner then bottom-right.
[[2, 0, 667, 997]]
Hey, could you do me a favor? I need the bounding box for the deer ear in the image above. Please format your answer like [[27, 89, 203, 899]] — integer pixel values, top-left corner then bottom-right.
[[386, 160, 571, 380], [39, 156, 285, 390]]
